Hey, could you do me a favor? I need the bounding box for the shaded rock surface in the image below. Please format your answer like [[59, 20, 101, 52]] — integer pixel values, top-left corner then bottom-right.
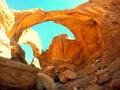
[[0, 0, 120, 90], [0, 57, 38, 89], [37, 73, 57, 90], [85, 84, 103, 90], [97, 72, 110, 84]]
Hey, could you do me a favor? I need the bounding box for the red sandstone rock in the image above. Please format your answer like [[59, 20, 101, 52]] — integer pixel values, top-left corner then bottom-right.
[[58, 70, 77, 83], [0, 57, 38, 89], [0, 0, 120, 89], [109, 78, 120, 89], [85, 84, 103, 90], [63, 70, 77, 80], [111, 70, 120, 80], [59, 73, 69, 83], [39, 34, 80, 67], [97, 72, 110, 84], [41, 65, 55, 79], [65, 75, 95, 90], [37, 73, 57, 90]]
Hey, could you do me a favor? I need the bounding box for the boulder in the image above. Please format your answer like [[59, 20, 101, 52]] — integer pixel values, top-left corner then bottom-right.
[[41, 65, 55, 79], [111, 70, 120, 80], [63, 70, 77, 80], [97, 72, 110, 84], [35, 79, 44, 90], [37, 73, 57, 90], [59, 73, 69, 83], [85, 84, 103, 90], [107, 57, 120, 73], [0, 57, 38, 89], [65, 75, 95, 90], [58, 70, 77, 83]]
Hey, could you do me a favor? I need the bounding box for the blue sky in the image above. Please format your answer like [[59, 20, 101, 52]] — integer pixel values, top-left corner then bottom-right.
[[6, 0, 88, 63]]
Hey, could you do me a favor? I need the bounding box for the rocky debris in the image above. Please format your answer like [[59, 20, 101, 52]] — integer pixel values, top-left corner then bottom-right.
[[37, 73, 57, 90], [65, 75, 95, 90], [0, 56, 58, 90], [73, 87, 79, 90], [35, 79, 44, 90], [107, 57, 120, 73], [56, 64, 76, 74], [85, 84, 103, 90], [109, 78, 120, 89], [58, 70, 77, 83], [109, 70, 120, 89], [63, 70, 77, 80], [97, 72, 110, 84], [59, 73, 69, 83], [0, 0, 120, 89], [40, 65, 55, 79]]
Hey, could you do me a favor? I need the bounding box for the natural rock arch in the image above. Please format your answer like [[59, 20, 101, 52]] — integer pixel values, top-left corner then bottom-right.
[[18, 22, 75, 64], [1, 0, 120, 89], [9, 7, 102, 61], [7, 3, 105, 67], [6, 0, 120, 72]]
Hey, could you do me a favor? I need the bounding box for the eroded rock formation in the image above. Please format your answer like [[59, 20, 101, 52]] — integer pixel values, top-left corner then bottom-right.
[[0, 0, 120, 89], [39, 34, 80, 67], [19, 28, 42, 58]]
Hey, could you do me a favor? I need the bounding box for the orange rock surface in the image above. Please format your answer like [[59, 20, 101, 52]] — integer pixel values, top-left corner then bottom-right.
[[0, 0, 120, 89]]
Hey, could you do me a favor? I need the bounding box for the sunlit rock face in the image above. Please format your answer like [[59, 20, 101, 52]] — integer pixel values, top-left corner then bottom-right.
[[0, 0, 14, 33], [37, 0, 120, 71], [0, 0, 14, 59], [0, 29, 11, 58], [0, 0, 27, 64], [39, 34, 80, 67], [19, 28, 42, 58]]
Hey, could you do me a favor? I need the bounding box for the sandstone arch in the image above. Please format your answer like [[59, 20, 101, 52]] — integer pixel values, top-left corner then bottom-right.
[[1, 0, 120, 89], [7, 0, 120, 68], [9, 6, 102, 65], [3, 0, 119, 74]]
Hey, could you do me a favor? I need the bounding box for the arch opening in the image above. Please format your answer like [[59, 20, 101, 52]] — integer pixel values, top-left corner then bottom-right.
[[20, 44, 34, 64], [32, 21, 75, 51], [20, 21, 75, 63]]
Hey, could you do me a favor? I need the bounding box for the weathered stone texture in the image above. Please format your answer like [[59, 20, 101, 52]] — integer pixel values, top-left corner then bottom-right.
[[0, 0, 120, 89]]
